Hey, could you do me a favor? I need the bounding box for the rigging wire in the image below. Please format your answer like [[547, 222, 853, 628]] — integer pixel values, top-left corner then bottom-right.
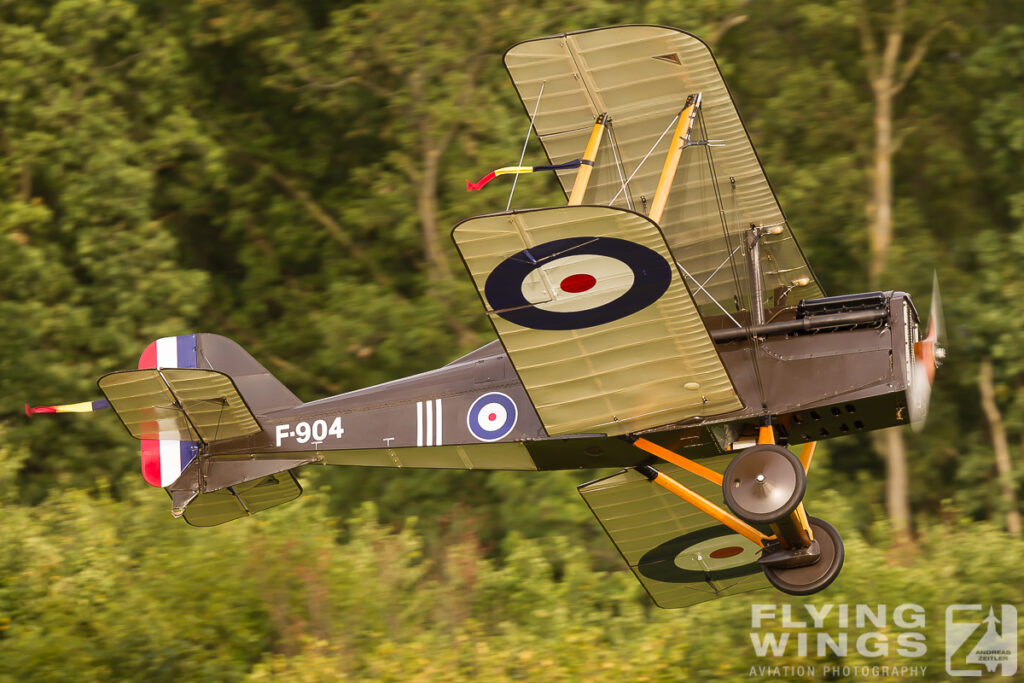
[[676, 260, 742, 327], [698, 244, 743, 295], [507, 81, 546, 212], [697, 110, 768, 408], [605, 121, 633, 211], [697, 110, 745, 307], [608, 110, 681, 206]]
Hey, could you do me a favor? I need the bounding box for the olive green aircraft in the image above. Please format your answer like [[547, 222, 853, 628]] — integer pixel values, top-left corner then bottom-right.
[[29, 25, 944, 608]]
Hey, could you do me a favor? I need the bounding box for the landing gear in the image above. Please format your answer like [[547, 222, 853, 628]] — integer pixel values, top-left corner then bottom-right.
[[722, 444, 845, 595], [761, 516, 844, 595], [629, 435, 845, 598], [722, 444, 806, 524]]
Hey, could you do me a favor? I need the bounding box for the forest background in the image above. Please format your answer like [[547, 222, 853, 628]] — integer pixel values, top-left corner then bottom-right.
[[2, 0, 1024, 680]]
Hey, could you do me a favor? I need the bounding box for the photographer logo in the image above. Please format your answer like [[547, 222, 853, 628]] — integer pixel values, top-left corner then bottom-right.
[[945, 605, 1017, 677]]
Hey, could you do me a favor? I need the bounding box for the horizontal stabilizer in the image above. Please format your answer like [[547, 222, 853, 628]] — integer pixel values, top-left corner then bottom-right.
[[99, 368, 261, 443], [177, 470, 302, 527]]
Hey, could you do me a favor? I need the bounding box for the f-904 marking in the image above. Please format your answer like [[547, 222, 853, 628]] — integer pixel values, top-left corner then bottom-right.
[[276, 417, 344, 446]]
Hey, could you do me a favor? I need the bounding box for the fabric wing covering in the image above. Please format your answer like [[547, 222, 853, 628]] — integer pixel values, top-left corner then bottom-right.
[[98, 369, 262, 443], [453, 205, 742, 436], [177, 470, 302, 527], [504, 25, 823, 317], [579, 454, 769, 608]]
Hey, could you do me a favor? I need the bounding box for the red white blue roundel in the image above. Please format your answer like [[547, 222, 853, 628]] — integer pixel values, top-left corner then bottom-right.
[[637, 526, 762, 583], [483, 236, 672, 330], [467, 392, 517, 442]]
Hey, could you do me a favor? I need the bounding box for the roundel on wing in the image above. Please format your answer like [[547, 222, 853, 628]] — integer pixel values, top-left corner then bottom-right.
[[637, 526, 763, 583], [467, 392, 518, 442], [483, 236, 672, 330]]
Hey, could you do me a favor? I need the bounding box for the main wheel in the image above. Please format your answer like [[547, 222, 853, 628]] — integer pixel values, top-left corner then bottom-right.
[[722, 444, 806, 524], [763, 517, 844, 596]]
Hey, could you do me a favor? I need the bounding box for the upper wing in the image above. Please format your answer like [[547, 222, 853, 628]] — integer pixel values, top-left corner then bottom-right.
[[453, 205, 742, 436], [579, 455, 769, 608], [504, 25, 823, 315]]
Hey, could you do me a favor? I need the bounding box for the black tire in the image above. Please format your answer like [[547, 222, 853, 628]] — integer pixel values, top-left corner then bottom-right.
[[763, 517, 844, 596], [722, 444, 806, 524]]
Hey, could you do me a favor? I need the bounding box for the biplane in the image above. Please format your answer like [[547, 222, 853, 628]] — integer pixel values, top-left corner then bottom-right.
[[28, 25, 944, 608]]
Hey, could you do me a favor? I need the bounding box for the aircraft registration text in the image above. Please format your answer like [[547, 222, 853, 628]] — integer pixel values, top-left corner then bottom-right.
[[275, 417, 345, 446]]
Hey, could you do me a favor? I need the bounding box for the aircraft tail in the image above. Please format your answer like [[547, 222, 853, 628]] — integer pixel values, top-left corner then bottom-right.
[[108, 333, 303, 488], [135, 334, 301, 414]]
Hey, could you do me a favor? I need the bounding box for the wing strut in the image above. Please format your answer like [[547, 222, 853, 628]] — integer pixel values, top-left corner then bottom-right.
[[626, 429, 821, 551], [648, 93, 701, 223], [635, 462, 768, 546], [567, 112, 608, 204], [631, 437, 722, 484]]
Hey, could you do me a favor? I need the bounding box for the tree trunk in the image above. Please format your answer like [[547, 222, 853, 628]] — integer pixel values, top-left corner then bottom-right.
[[705, 1, 750, 48], [978, 358, 1022, 535], [868, 91, 894, 287], [862, 1, 912, 539], [407, 67, 480, 349], [872, 428, 912, 540], [416, 143, 452, 283], [858, 0, 946, 541]]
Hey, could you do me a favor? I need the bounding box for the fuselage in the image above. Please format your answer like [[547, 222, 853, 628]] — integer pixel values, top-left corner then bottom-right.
[[206, 289, 918, 471]]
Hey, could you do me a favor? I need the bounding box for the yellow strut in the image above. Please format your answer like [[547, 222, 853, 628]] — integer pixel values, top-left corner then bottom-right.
[[755, 424, 813, 547], [647, 468, 768, 546], [633, 437, 723, 485], [631, 428, 815, 549], [799, 441, 817, 471], [567, 113, 607, 205], [648, 94, 701, 224], [791, 441, 816, 543]]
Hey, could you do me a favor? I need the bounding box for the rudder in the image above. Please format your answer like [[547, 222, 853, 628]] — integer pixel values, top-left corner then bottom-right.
[[128, 333, 302, 488], [138, 335, 201, 487]]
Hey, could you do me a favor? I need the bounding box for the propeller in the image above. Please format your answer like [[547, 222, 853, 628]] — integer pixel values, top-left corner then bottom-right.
[[908, 273, 945, 430]]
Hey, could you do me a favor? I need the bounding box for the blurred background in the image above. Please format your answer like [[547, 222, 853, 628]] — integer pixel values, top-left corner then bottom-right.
[[1, 1, 1023, 680]]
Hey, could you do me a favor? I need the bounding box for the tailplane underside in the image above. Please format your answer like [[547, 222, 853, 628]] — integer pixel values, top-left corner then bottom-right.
[[176, 470, 303, 527]]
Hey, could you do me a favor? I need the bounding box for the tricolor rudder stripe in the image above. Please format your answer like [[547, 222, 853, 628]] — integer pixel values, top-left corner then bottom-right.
[[25, 399, 111, 416], [138, 334, 200, 487], [138, 334, 198, 370], [141, 439, 199, 488]]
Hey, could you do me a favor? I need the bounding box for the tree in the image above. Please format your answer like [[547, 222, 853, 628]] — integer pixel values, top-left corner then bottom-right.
[[857, 0, 950, 541], [0, 0, 212, 496]]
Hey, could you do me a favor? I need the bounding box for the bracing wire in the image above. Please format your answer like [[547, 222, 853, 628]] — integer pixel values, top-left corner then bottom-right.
[[697, 109, 768, 407], [507, 81, 546, 212], [676, 260, 742, 328], [606, 122, 633, 211], [608, 110, 681, 206]]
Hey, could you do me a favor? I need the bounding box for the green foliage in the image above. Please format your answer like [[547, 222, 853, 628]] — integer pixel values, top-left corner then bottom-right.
[[0, 486, 1021, 681]]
